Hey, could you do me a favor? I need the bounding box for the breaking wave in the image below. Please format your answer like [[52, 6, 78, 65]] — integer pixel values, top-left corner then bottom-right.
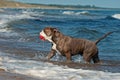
[[1, 51, 120, 80], [62, 11, 90, 15], [112, 14, 120, 19], [0, 9, 34, 42]]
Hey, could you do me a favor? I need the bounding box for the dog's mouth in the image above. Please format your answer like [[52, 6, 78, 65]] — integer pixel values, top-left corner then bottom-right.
[[39, 35, 45, 41]]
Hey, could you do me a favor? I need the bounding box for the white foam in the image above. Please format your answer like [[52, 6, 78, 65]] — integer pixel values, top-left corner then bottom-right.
[[0, 9, 35, 40], [1, 52, 119, 80], [62, 11, 89, 15], [112, 14, 120, 19], [62, 11, 75, 15], [76, 11, 89, 15], [22, 9, 44, 17], [0, 9, 34, 28]]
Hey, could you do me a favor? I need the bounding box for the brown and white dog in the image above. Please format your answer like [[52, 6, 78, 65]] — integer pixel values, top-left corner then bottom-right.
[[39, 27, 113, 64]]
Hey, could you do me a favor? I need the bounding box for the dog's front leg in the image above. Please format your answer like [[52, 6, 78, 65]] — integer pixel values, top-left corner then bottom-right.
[[65, 51, 72, 63], [46, 49, 56, 60]]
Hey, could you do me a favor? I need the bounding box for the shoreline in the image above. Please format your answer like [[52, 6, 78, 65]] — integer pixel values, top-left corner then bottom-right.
[[0, 68, 41, 80], [0, 0, 119, 10], [0, 59, 119, 80], [0, 6, 119, 11], [37, 59, 120, 73], [0, 7, 118, 11], [0, 58, 120, 80]]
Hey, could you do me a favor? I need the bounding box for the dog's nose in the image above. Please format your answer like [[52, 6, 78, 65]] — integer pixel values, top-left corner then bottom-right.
[[39, 35, 45, 41]]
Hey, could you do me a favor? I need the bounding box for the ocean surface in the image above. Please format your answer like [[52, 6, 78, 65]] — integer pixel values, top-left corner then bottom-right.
[[0, 8, 120, 80]]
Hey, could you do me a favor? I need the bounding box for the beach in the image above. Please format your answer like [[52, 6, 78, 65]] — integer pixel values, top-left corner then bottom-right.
[[0, 1, 120, 79], [0, 68, 42, 80], [0, 0, 77, 9], [0, 60, 120, 80]]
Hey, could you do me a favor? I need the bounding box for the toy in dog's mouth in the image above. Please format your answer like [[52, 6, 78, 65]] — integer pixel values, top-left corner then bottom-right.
[[39, 35, 45, 41]]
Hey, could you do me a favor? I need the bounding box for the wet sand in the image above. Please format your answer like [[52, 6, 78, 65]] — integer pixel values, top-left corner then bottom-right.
[[0, 59, 119, 80], [0, 60, 119, 80], [38, 59, 120, 73], [0, 69, 41, 80]]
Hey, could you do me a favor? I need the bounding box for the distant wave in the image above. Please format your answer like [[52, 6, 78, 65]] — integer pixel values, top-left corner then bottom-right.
[[22, 10, 45, 17], [75, 11, 90, 15], [0, 9, 35, 28], [0, 14, 33, 33], [112, 14, 120, 19], [62, 11, 74, 15], [0, 9, 35, 42], [62, 11, 90, 15]]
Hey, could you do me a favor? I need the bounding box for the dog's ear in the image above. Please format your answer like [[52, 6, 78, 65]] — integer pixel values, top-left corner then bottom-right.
[[53, 28, 58, 32], [53, 28, 60, 37]]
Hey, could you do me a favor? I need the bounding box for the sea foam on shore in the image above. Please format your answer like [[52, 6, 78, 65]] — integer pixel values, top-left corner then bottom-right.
[[0, 51, 119, 80]]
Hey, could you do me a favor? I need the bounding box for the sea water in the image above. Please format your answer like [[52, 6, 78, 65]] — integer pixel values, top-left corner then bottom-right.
[[0, 8, 120, 80]]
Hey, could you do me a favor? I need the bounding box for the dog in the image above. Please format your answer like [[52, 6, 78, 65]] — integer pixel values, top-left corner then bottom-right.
[[39, 27, 113, 64]]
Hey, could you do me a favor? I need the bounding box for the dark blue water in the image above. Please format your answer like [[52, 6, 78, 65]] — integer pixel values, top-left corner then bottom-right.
[[0, 8, 120, 62]]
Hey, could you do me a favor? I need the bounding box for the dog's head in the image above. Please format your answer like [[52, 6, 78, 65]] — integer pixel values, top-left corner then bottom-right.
[[39, 27, 60, 42]]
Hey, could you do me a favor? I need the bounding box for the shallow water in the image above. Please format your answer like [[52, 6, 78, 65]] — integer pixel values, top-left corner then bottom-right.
[[0, 8, 120, 80]]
